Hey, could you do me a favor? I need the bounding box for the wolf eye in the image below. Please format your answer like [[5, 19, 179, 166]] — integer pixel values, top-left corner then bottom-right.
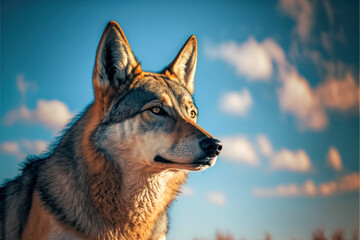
[[150, 106, 166, 116], [190, 110, 197, 118]]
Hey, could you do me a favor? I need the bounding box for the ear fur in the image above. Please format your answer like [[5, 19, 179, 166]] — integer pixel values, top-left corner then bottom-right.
[[164, 36, 197, 94], [93, 21, 141, 105]]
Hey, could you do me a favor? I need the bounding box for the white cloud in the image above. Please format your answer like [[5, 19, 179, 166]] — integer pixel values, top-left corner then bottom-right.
[[318, 181, 337, 196], [3, 99, 73, 131], [22, 139, 48, 155], [204, 192, 226, 206], [16, 75, 37, 102], [181, 185, 195, 197], [270, 149, 312, 172], [206, 37, 328, 131], [277, 62, 358, 131], [253, 172, 359, 198], [278, 0, 313, 41], [205, 38, 273, 80], [220, 89, 253, 116], [303, 179, 316, 196], [338, 172, 360, 193], [277, 70, 328, 131], [253, 182, 300, 198], [1, 142, 20, 155], [220, 136, 259, 166], [1, 139, 48, 160], [327, 147, 342, 171], [317, 73, 358, 112], [256, 134, 274, 158]]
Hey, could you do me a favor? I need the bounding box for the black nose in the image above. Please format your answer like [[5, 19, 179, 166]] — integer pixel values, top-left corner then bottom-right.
[[200, 138, 222, 157]]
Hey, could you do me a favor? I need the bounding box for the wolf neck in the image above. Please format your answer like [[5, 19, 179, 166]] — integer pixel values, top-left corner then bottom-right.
[[89, 161, 186, 239]]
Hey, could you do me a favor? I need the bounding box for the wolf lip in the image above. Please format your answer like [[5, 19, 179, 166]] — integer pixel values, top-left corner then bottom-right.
[[154, 156, 175, 164], [154, 156, 212, 166]]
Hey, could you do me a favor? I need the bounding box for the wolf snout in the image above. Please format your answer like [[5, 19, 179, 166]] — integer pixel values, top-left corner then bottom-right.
[[200, 138, 222, 157]]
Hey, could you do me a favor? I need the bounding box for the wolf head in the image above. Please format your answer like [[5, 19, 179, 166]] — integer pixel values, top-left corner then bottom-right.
[[90, 21, 222, 172]]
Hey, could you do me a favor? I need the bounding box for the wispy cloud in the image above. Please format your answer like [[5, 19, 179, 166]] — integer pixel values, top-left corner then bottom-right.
[[271, 149, 312, 172], [3, 99, 73, 131], [323, 0, 334, 26], [319, 0, 346, 53], [277, 60, 358, 131], [317, 73, 358, 112], [207, 37, 358, 131], [16, 74, 37, 103], [256, 134, 274, 158], [1, 139, 48, 160], [327, 147, 342, 171], [253, 172, 359, 198], [1, 142, 23, 159], [22, 139, 48, 156], [4, 75, 73, 132], [277, 70, 328, 131], [204, 191, 227, 206], [278, 0, 313, 41], [181, 185, 195, 197], [222, 134, 312, 172], [220, 136, 259, 166], [220, 89, 253, 116]]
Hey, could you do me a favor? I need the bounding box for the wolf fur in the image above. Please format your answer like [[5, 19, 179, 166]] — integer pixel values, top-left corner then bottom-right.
[[0, 21, 222, 240]]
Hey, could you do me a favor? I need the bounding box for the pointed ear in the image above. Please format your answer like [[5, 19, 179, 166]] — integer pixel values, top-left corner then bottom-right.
[[164, 35, 197, 94], [93, 21, 141, 105]]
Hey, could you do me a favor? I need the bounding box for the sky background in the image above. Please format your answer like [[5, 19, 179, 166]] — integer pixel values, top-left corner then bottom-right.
[[1, 0, 359, 240]]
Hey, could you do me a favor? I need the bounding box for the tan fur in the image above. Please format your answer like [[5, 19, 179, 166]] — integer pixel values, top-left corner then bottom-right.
[[22, 192, 88, 240], [161, 94, 173, 107], [81, 103, 106, 174], [22, 192, 52, 240]]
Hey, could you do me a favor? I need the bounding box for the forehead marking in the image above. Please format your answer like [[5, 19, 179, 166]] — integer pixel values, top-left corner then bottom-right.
[[183, 96, 194, 108], [161, 94, 173, 107]]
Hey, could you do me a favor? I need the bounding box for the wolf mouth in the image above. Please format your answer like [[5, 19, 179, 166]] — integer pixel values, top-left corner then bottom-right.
[[154, 155, 213, 166]]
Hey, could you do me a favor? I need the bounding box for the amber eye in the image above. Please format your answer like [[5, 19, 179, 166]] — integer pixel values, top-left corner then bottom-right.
[[151, 107, 161, 114], [190, 110, 197, 118], [150, 106, 166, 116]]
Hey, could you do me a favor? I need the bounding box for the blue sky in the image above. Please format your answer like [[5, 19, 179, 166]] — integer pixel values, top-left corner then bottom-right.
[[1, 0, 359, 239]]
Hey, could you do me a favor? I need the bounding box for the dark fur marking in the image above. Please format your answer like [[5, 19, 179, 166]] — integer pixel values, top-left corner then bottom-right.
[[0, 184, 7, 239], [0, 156, 44, 239], [103, 42, 119, 88]]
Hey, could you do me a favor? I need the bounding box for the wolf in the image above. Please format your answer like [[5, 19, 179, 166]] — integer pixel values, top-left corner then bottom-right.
[[0, 21, 222, 240]]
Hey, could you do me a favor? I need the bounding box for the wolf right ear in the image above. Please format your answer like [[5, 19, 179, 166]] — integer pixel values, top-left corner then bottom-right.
[[93, 21, 141, 107], [164, 35, 197, 94]]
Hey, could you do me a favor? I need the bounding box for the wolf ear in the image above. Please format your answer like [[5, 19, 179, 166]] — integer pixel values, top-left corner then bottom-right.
[[93, 21, 141, 105], [164, 36, 197, 94]]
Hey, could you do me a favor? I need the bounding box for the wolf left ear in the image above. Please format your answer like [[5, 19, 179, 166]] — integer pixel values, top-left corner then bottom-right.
[[93, 21, 141, 106], [164, 36, 197, 94]]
